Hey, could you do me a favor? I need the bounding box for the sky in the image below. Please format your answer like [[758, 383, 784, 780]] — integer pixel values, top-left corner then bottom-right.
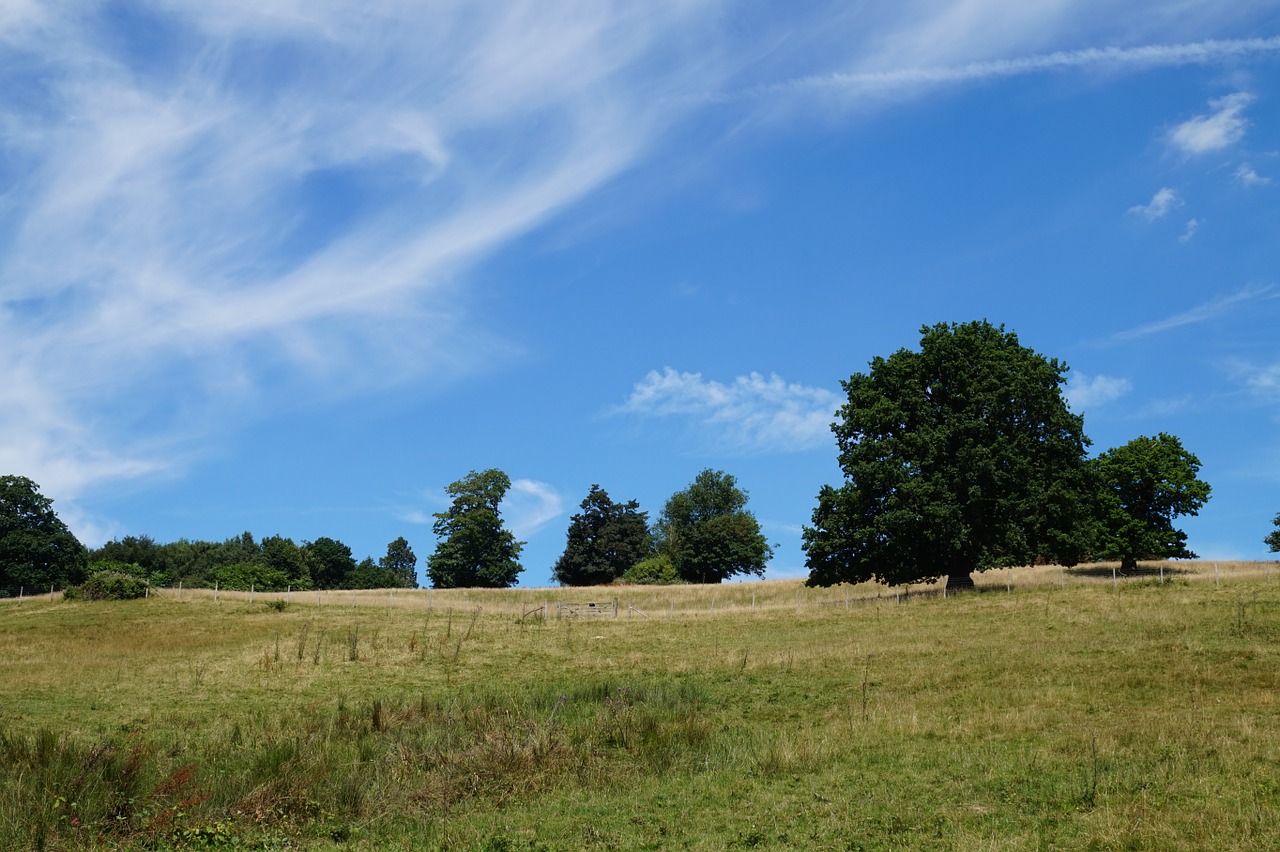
[[2, 1, 1279, 587]]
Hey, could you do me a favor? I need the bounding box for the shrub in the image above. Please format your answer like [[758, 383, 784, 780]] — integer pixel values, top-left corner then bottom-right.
[[620, 555, 683, 585], [66, 571, 149, 601]]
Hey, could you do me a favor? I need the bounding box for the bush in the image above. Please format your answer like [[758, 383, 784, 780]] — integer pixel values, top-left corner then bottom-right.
[[620, 555, 683, 585], [65, 571, 148, 601]]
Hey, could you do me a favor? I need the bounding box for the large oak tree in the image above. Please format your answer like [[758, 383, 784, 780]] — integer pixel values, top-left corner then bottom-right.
[[0, 475, 88, 594], [804, 321, 1093, 590]]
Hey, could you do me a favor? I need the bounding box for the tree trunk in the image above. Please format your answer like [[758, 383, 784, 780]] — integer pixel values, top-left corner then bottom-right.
[[1120, 556, 1137, 573], [946, 571, 975, 592]]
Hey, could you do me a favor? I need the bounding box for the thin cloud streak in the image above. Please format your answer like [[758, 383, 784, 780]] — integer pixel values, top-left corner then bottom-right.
[[711, 37, 1280, 102], [1107, 284, 1276, 344]]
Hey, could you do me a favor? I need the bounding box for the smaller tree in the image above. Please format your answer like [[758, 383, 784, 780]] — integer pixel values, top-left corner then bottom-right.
[[553, 485, 650, 586], [303, 537, 357, 589], [1266, 513, 1280, 553], [1091, 433, 1211, 571], [344, 557, 398, 589], [261, 535, 312, 590], [654, 469, 772, 584], [427, 469, 525, 589], [380, 536, 419, 588]]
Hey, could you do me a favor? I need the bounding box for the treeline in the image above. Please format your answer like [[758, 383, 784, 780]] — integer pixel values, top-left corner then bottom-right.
[[89, 532, 419, 592]]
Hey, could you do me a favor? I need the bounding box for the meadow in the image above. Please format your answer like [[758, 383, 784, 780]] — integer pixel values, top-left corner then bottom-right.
[[3, 560, 1280, 850]]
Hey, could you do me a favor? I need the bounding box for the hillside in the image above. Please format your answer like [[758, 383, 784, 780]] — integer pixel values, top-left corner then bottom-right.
[[3, 561, 1279, 850]]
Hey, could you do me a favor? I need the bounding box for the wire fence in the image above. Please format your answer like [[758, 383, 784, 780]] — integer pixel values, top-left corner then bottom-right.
[[7, 560, 1274, 619]]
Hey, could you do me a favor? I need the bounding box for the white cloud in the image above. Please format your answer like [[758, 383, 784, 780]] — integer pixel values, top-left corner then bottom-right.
[[1179, 217, 1200, 243], [1128, 187, 1182, 220], [1236, 163, 1272, 186], [502, 480, 565, 539], [1066, 373, 1133, 410], [616, 368, 842, 453], [1169, 91, 1254, 155], [1107, 283, 1276, 343]]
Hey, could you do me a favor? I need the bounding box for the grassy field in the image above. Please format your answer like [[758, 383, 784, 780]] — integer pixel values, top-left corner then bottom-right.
[[3, 560, 1280, 849]]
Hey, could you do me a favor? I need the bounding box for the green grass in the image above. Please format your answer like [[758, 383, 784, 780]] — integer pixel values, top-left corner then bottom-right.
[[3, 563, 1280, 849]]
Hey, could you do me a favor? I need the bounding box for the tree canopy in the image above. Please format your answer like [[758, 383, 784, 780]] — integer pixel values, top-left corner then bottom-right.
[[803, 320, 1093, 590], [303, 537, 358, 589], [1090, 433, 1210, 571], [0, 475, 88, 595], [426, 469, 524, 588], [654, 469, 772, 583], [1268, 514, 1280, 553], [553, 485, 650, 586]]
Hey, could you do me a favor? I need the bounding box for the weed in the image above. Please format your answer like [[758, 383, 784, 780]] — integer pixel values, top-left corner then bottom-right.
[[346, 626, 359, 662]]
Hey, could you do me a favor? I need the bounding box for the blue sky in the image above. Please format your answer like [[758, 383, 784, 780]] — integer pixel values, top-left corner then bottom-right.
[[2, 2, 1279, 586]]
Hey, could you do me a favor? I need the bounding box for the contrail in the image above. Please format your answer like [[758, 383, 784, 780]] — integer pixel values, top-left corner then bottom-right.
[[703, 36, 1280, 103]]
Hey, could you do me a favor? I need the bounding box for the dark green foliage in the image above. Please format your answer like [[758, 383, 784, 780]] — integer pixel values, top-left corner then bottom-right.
[[804, 321, 1093, 589], [427, 469, 525, 588], [0, 475, 88, 595], [261, 534, 312, 590], [343, 557, 395, 589], [303, 537, 357, 589], [213, 561, 290, 592], [65, 571, 149, 600], [1091, 433, 1211, 570], [1268, 514, 1280, 553], [379, 536, 419, 588], [553, 485, 650, 586], [91, 535, 171, 583], [654, 469, 771, 584]]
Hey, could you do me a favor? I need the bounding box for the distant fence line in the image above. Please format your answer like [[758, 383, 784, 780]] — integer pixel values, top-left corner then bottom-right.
[[5, 561, 1278, 615]]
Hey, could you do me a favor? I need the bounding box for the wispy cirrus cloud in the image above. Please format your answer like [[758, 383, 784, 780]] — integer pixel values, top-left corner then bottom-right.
[[0, 2, 724, 501], [1169, 91, 1254, 156], [1105, 283, 1276, 344], [1128, 187, 1182, 220], [615, 368, 842, 454]]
